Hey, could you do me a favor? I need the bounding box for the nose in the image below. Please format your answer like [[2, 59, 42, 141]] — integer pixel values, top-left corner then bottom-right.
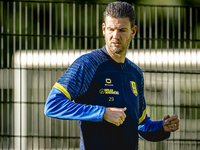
[[113, 29, 119, 39]]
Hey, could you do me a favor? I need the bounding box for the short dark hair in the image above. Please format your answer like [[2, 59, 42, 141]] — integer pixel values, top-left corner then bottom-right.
[[103, 2, 135, 27]]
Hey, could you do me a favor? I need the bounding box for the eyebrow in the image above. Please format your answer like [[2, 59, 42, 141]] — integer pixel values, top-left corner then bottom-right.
[[107, 27, 128, 31]]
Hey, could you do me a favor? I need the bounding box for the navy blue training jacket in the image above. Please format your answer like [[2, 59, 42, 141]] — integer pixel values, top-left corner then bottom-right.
[[44, 46, 170, 150]]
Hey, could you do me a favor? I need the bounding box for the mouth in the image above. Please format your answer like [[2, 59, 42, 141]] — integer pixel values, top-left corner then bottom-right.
[[111, 42, 121, 47]]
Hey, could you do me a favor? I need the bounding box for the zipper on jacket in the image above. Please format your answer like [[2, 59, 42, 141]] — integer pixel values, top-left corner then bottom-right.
[[120, 63, 129, 103], [120, 63, 124, 71]]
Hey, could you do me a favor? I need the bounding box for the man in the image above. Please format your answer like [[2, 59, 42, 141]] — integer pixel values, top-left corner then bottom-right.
[[44, 2, 179, 150]]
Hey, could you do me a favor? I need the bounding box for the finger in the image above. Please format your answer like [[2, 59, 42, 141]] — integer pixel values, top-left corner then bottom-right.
[[163, 115, 171, 125], [165, 115, 178, 123], [119, 108, 126, 120], [115, 122, 120, 126], [174, 123, 179, 127], [120, 115, 125, 122], [120, 112, 126, 122], [122, 111, 126, 120], [122, 107, 127, 118], [169, 123, 179, 128], [164, 115, 170, 120], [115, 119, 123, 126], [122, 107, 127, 111], [119, 118, 123, 125], [170, 119, 180, 124], [169, 124, 179, 131]]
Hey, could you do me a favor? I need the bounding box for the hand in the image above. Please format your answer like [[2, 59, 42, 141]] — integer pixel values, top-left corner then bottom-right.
[[163, 114, 180, 132], [103, 107, 127, 126]]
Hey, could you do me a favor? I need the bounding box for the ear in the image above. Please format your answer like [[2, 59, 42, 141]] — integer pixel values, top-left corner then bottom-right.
[[131, 26, 137, 38], [102, 23, 106, 36]]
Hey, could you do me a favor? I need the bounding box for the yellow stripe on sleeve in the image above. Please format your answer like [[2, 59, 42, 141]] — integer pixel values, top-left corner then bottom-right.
[[139, 108, 146, 124], [53, 82, 72, 100]]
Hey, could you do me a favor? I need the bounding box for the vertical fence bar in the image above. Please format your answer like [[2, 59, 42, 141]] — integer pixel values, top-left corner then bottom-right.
[[66, 3, 70, 149], [0, 1, 3, 150], [52, 3, 57, 150], [154, 6, 157, 102], [25, 3, 28, 51], [178, 7, 181, 50], [61, 3, 64, 51], [37, 3, 40, 52], [85, 3, 88, 51], [174, 6, 180, 150], [183, 8, 187, 149], [147, 10, 152, 147], [149, 6, 152, 71], [189, 7, 193, 150], [131, 5, 135, 54], [12, 3, 16, 150], [166, 7, 169, 57], [43, 2, 47, 150], [147, 6, 151, 150], [20, 1, 27, 149], [14, 1, 19, 150], [19, 2, 22, 149], [72, 3, 77, 142], [96, 4, 99, 49], [61, 2, 64, 150], [25, 2, 28, 150], [0, 0, 3, 68], [155, 6, 158, 150], [73, 3, 75, 50], [155, 6, 157, 50], [14, 1, 28, 150], [161, 6, 163, 71], [31, 3, 34, 150], [67, 3, 69, 51], [166, 6, 170, 150], [79, 4, 82, 50], [195, 8, 198, 150], [6, 1, 10, 149], [137, 6, 140, 67], [13, 2, 16, 57], [49, 2, 52, 51], [172, 6, 175, 150], [55, 2, 58, 50], [166, 6, 170, 119], [177, 8, 181, 149], [91, 4, 93, 50], [49, 2, 52, 149], [143, 6, 146, 69], [37, 3, 40, 150]]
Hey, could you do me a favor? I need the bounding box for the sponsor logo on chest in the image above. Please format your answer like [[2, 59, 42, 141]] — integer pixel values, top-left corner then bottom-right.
[[99, 78, 138, 97], [99, 78, 119, 95]]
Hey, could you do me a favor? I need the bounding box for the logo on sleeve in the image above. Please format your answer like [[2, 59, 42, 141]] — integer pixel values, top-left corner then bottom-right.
[[130, 81, 138, 96]]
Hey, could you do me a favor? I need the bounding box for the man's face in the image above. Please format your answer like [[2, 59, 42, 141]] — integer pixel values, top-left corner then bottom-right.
[[102, 16, 137, 56]]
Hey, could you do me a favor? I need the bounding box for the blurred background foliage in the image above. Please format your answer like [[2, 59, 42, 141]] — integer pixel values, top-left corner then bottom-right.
[[0, 0, 200, 68]]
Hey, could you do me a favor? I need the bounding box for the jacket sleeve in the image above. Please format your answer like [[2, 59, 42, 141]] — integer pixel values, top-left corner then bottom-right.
[[44, 54, 106, 122], [138, 73, 170, 141], [138, 116, 170, 141]]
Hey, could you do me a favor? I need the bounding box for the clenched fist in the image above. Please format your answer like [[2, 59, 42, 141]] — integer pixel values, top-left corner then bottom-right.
[[103, 107, 127, 126], [163, 114, 180, 132]]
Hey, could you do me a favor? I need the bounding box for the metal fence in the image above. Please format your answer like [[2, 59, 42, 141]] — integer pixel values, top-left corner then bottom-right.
[[0, 1, 200, 150]]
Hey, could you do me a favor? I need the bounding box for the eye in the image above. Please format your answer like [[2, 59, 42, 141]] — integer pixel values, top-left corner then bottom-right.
[[119, 29, 126, 32], [107, 27, 114, 31]]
